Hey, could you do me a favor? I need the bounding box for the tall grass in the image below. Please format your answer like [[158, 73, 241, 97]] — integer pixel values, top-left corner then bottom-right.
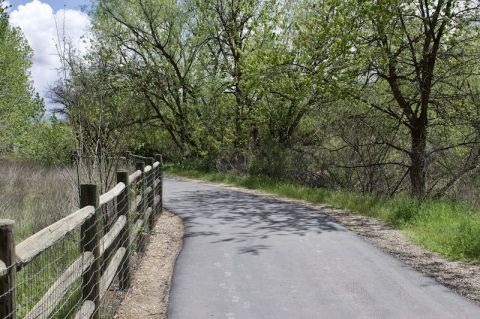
[[166, 165, 480, 264], [0, 160, 135, 318], [0, 160, 80, 318], [0, 160, 77, 240]]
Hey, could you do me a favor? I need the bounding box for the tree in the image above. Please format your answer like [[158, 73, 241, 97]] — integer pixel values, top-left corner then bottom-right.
[[93, 0, 207, 155], [51, 42, 141, 189], [302, 0, 480, 198], [0, 2, 44, 153], [59, 0, 480, 201], [193, 0, 277, 150]]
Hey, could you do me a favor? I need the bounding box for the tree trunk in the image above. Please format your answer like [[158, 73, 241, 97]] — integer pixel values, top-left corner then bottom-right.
[[409, 123, 427, 199]]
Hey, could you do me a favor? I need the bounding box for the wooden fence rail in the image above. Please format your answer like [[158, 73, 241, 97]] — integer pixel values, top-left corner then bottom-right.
[[0, 154, 163, 319]]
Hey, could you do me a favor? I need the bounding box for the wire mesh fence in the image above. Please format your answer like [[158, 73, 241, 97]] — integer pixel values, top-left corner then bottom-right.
[[0, 154, 163, 319], [17, 228, 82, 319]]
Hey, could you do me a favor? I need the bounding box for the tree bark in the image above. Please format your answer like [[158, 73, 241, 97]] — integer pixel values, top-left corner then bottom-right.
[[409, 122, 427, 199]]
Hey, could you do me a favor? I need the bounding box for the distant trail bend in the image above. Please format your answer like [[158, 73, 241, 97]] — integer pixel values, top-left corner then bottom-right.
[[164, 177, 480, 319]]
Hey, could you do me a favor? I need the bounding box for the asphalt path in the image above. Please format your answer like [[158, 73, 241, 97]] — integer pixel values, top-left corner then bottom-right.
[[164, 177, 480, 319]]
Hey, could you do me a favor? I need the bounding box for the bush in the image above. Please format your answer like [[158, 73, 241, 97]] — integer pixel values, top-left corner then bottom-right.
[[248, 143, 292, 178], [389, 197, 420, 227], [17, 115, 75, 166], [455, 218, 480, 260]]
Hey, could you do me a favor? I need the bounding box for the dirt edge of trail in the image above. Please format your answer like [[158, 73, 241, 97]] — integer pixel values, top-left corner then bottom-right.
[[169, 175, 480, 304], [115, 210, 184, 319]]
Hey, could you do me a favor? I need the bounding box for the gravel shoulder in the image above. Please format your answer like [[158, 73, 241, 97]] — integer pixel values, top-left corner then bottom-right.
[[169, 174, 480, 304], [115, 210, 184, 319]]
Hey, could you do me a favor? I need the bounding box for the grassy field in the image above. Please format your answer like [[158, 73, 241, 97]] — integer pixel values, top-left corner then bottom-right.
[[0, 160, 77, 240], [166, 165, 480, 264], [0, 160, 136, 318], [0, 160, 80, 317]]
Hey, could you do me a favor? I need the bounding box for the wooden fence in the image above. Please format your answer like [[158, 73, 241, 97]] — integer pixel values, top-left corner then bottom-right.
[[0, 154, 163, 319]]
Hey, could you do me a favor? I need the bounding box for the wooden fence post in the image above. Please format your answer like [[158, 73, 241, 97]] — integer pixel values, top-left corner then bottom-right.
[[80, 184, 100, 319], [0, 220, 15, 319], [135, 161, 147, 253], [151, 157, 158, 217], [155, 154, 163, 214], [147, 158, 155, 230], [152, 156, 159, 215], [116, 171, 131, 290]]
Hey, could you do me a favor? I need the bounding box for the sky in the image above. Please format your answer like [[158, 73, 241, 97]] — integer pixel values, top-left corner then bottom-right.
[[8, 0, 90, 10], [4, 0, 92, 110]]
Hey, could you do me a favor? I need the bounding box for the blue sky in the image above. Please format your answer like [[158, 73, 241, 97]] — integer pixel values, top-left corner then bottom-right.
[[8, 0, 91, 11]]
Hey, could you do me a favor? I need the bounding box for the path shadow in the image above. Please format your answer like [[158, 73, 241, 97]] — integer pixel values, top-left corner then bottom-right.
[[165, 183, 345, 255]]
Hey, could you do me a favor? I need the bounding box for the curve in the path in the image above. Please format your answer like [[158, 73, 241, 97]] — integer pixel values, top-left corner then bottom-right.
[[164, 177, 480, 319]]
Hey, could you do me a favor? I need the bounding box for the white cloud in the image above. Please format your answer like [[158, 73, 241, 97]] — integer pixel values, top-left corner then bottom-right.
[[9, 0, 91, 101]]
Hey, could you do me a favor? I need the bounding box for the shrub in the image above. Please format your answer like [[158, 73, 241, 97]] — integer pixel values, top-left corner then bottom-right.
[[389, 197, 420, 227]]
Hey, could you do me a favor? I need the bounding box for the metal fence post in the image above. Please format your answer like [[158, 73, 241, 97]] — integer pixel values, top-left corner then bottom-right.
[[116, 171, 131, 290], [0, 220, 15, 319], [80, 184, 100, 319]]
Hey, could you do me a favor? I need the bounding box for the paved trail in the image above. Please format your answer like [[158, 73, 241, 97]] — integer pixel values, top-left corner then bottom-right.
[[164, 177, 480, 319]]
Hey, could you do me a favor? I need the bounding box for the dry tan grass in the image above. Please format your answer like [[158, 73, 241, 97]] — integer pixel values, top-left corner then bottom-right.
[[0, 160, 77, 240]]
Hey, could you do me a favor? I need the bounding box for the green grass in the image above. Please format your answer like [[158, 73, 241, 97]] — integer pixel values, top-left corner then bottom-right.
[[166, 165, 480, 264]]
